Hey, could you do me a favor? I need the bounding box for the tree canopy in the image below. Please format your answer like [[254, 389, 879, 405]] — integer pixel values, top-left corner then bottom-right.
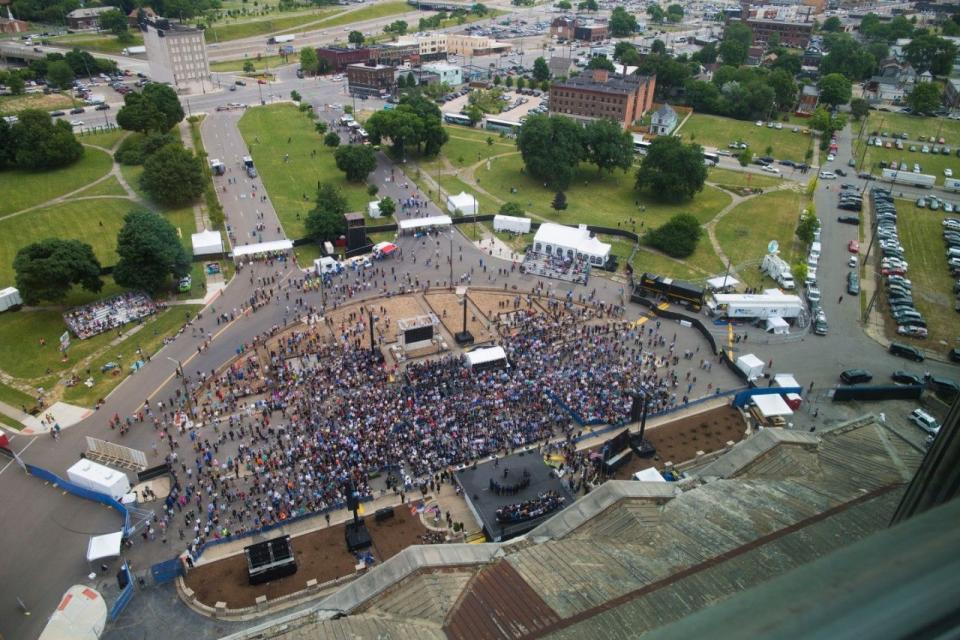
[[581, 118, 633, 174], [14, 239, 102, 305], [644, 213, 702, 258], [46, 60, 74, 89], [99, 8, 129, 36], [140, 144, 206, 207], [299, 47, 319, 76], [818, 72, 852, 107], [305, 183, 348, 241], [587, 56, 615, 71], [8, 109, 84, 170], [720, 22, 753, 66], [635, 137, 707, 203], [348, 30, 365, 46], [334, 144, 377, 182], [609, 6, 638, 36], [533, 56, 550, 82], [905, 34, 958, 75], [364, 93, 447, 157], [117, 83, 184, 133], [820, 33, 877, 80], [113, 210, 190, 294], [516, 114, 584, 191], [906, 82, 942, 115]]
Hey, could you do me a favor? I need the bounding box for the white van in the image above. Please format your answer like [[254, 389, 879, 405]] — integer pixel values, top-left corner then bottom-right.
[[819, 170, 837, 180]]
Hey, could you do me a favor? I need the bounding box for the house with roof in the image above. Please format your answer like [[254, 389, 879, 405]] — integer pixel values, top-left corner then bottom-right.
[[650, 103, 678, 135], [66, 6, 114, 30], [865, 59, 918, 102], [796, 84, 819, 116]]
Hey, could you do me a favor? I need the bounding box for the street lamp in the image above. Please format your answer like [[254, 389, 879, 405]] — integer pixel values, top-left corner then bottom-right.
[[166, 357, 193, 417]]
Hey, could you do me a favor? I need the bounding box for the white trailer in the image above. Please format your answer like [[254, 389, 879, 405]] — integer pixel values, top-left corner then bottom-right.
[[945, 177, 960, 192], [0, 286, 23, 312], [268, 34, 295, 44], [760, 253, 795, 289], [122, 46, 146, 55], [736, 353, 765, 381], [882, 168, 935, 188], [66, 460, 131, 500], [708, 290, 805, 319], [493, 214, 531, 233]]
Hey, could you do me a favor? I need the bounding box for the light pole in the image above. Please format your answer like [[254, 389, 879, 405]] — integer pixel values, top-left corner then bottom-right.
[[166, 357, 193, 417]]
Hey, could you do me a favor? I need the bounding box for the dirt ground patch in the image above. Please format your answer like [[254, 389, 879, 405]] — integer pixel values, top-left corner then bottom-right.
[[184, 506, 430, 609], [424, 292, 496, 343], [322, 296, 431, 349], [589, 405, 747, 480]]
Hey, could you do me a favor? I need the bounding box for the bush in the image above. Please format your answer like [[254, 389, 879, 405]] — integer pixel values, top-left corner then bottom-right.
[[644, 213, 702, 258], [114, 131, 177, 165]]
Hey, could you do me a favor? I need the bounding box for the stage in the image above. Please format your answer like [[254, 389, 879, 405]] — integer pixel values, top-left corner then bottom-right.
[[455, 450, 575, 542]]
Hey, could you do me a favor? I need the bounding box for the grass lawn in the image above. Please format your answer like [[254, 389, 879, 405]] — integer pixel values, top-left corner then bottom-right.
[[120, 164, 146, 200], [79, 128, 128, 150], [708, 167, 783, 189], [715, 190, 806, 288], [861, 112, 960, 146], [204, 7, 342, 42], [211, 55, 290, 73], [0, 198, 140, 283], [0, 412, 27, 431], [0, 380, 36, 410], [422, 126, 516, 172], [293, 242, 323, 266], [238, 104, 370, 238], [855, 141, 960, 186], [438, 175, 499, 217], [895, 203, 959, 349], [0, 92, 78, 116], [295, 1, 412, 32], [631, 247, 704, 281], [0, 147, 113, 216], [73, 176, 128, 198], [62, 305, 202, 407], [678, 113, 815, 164], [477, 153, 732, 229], [53, 32, 143, 54]]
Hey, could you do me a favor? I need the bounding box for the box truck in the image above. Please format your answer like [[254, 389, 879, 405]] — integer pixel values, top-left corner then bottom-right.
[[882, 168, 935, 188], [760, 253, 795, 289], [122, 46, 146, 55], [268, 34, 295, 44]]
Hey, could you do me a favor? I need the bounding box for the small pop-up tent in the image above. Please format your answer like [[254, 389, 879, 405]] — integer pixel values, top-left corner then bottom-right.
[[86, 531, 124, 562], [446, 191, 477, 216], [191, 230, 224, 257], [765, 316, 790, 335]]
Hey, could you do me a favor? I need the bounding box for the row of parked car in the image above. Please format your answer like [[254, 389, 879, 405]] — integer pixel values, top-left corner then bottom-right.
[[837, 184, 863, 212], [871, 189, 928, 337], [940, 217, 960, 312]]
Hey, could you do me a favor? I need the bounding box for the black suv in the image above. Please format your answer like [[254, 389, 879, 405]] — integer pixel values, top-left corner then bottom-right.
[[889, 342, 924, 362], [840, 368, 873, 384]]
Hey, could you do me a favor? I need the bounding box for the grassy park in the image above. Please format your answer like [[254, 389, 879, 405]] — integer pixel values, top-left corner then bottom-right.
[[678, 114, 815, 163], [74, 175, 128, 198], [476, 153, 732, 229], [707, 167, 783, 189], [238, 103, 372, 238], [715, 190, 806, 288], [895, 203, 958, 347], [0, 147, 113, 216], [860, 112, 960, 144], [0, 92, 78, 116], [856, 141, 960, 186]]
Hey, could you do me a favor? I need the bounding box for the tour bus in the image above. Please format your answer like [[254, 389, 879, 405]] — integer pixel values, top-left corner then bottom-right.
[[484, 116, 522, 135], [443, 112, 473, 126], [703, 151, 720, 166]]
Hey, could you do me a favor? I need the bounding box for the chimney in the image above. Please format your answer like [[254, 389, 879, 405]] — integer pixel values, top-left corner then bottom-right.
[[592, 68, 608, 83]]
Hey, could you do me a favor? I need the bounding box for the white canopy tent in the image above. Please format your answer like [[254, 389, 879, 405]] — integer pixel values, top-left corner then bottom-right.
[[706, 275, 739, 291], [765, 316, 789, 335], [86, 531, 124, 562], [0, 286, 23, 312], [533, 223, 611, 266], [493, 214, 531, 234], [367, 200, 382, 218], [465, 346, 507, 368], [774, 373, 801, 388], [232, 239, 294, 258], [632, 467, 666, 482], [751, 393, 794, 418], [398, 215, 453, 232], [447, 191, 478, 216], [191, 230, 224, 256]]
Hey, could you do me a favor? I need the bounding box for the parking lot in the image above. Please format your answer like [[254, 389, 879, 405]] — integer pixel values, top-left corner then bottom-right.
[[440, 88, 548, 125]]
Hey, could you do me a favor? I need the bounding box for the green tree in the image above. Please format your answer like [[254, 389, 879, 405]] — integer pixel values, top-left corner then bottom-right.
[[516, 113, 583, 190], [99, 8, 128, 36], [117, 83, 184, 133], [720, 22, 752, 66], [0, 118, 14, 169], [578, 0, 598, 10], [582, 118, 633, 173], [556, 0, 571, 9], [13, 239, 102, 305], [650, 39, 666, 55], [243, 60, 255, 73], [644, 213, 702, 258], [906, 82, 942, 114], [141, 144, 205, 207], [809, 106, 847, 146], [818, 72, 852, 107], [315, 120, 328, 135], [609, 6, 638, 36], [290, 90, 301, 102], [299, 47, 319, 76], [471, 3, 489, 15], [334, 144, 377, 181], [464, 103, 484, 126], [551, 191, 567, 214], [587, 56, 615, 71], [46, 60, 74, 89], [493, 75, 501, 86], [737, 147, 751, 167], [6, 72, 25, 96], [533, 56, 550, 82], [666, 3, 684, 22], [516, 77, 526, 90], [820, 34, 876, 80], [768, 69, 797, 112], [795, 208, 819, 245], [635, 137, 707, 202], [647, 5, 665, 23], [505, 75, 514, 87], [821, 16, 842, 32], [905, 34, 957, 75], [348, 30, 364, 46], [305, 183, 348, 241], [384, 20, 408, 37], [378, 196, 396, 218], [692, 42, 718, 65], [499, 201, 524, 215], [850, 97, 870, 120], [324, 131, 341, 147], [10, 110, 84, 170], [113, 210, 190, 294]]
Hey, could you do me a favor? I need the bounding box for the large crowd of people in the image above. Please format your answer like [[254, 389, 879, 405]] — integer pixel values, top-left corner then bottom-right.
[[495, 491, 566, 524], [64, 292, 160, 339]]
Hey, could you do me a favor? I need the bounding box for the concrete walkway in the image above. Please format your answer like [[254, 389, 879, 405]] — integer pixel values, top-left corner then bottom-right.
[[0, 400, 94, 435]]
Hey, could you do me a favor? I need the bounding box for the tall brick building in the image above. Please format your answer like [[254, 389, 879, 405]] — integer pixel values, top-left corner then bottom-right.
[[316, 47, 370, 73], [549, 69, 656, 128]]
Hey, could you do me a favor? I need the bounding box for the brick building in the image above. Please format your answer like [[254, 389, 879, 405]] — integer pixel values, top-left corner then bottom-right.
[[66, 6, 114, 30], [316, 46, 370, 73], [370, 42, 420, 66], [347, 62, 396, 97], [549, 69, 657, 128], [743, 18, 813, 48], [550, 16, 577, 40], [574, 21, 608, 42]]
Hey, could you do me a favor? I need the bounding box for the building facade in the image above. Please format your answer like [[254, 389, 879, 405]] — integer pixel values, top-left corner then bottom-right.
[[650, 103, 678, 135], [422, 62, 462, 86], [549, 69, 657, 128], [370, 42, 420, 66], [347, 62, 396, 97], [66, 6, 114, 30], [574, 22, 608, 42], [141, 18, 209, 92], [743, 18, 813, 47], [550, 17, 576, 40], [796, 84, 819, 115], [316, 46, 370, 73]]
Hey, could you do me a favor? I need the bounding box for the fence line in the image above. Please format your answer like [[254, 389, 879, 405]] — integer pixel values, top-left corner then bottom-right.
[[25, 463, 131, 535]]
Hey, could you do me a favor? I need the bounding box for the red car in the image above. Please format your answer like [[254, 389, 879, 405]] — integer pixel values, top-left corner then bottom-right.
[[848, 240, 860, 253], [257, 79, 267, 84]]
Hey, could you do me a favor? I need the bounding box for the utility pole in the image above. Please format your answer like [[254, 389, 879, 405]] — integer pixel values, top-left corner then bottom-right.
[[167, 357, 193, 417]]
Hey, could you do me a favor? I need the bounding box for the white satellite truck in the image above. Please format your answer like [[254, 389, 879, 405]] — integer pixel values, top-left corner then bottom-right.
[[760, 240, 795, 290]]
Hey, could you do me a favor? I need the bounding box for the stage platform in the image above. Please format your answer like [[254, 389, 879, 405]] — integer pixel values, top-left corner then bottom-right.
[[455, 450, 575, 542]]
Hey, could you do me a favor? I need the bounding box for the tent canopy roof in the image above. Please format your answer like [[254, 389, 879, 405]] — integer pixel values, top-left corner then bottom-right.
[[398, 215, 453, 230], [232, 239, 294, 257], [465, 346, 507, 367], [86, 531, 123, 562], [752, 393, 794, 417]]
